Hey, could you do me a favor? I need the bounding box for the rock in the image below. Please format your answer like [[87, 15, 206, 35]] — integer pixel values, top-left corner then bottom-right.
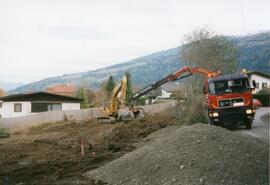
[[199, 177, 205, 183], [151, 164, 160, 172], [196, 140, 203, 144]]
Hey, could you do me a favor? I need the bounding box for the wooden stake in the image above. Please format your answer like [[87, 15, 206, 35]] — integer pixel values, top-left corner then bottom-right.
[[81, 139, 84, 156]]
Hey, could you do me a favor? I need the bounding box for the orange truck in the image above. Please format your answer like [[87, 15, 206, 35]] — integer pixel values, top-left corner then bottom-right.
[[206, 73, 255, 129], [132, 66, 256, 129]]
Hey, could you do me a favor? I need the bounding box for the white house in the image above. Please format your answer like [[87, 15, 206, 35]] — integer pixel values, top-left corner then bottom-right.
[[247, 71, 270, 93], [147, 82, 187, 99], [0, 92, 82, 118]]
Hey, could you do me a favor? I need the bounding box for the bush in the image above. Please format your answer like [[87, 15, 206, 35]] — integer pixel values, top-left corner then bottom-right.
[[0, 128, 10, 139], [136, 97, 148, 105], [256, 89, 270, 95], [253, 94, 270, 107], [174, 95, 207, 124]]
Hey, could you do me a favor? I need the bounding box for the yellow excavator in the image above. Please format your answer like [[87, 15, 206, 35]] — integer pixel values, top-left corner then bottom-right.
[[97, 75, 144, 122]]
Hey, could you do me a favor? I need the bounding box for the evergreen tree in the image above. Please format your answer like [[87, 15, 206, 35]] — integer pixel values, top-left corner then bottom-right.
[[76, 88, 89, 109], [125, 71, 133, 105], [105, 76, 115, 96]]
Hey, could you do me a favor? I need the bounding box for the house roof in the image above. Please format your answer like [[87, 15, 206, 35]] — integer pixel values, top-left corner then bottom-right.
[[160, 82, 185, 92], [0, 92, 83, 102], [246, 71, 270, 79], [46, 83, 77, 94]]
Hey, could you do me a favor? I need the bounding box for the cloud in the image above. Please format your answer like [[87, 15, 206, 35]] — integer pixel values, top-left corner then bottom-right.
[[0, 0, 269, 83]]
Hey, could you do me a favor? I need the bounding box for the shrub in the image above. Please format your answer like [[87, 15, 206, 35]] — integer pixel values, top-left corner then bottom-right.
[[253, 94, 270, 107]]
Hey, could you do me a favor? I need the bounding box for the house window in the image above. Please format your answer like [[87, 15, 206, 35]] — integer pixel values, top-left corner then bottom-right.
[[255, 83, 259, 89], [48, 104, 62, 111], [14, 103, 22, 112], [262, 83, 268, 89], [31, 103, 62, 113]]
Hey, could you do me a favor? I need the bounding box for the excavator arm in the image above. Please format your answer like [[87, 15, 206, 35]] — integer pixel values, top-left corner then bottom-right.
[[106, 75, 127, 116], [132, 66, 220, 100]]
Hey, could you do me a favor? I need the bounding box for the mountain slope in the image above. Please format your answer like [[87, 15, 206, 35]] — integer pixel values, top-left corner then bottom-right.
[[232, 32, 270, 73], [10, 32, 270, 94], [10, 47, 182, 93], [0, 81, 25, 91]]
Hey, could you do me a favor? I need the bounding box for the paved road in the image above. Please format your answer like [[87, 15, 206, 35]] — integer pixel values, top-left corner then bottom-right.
[[239, 107, 269, 141]]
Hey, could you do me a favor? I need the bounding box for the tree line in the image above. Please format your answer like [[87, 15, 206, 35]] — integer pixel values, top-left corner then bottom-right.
[[76, 71, 134, 109]]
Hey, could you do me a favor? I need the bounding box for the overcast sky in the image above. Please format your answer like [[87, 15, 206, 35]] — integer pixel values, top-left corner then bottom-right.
[[0, 0, 269, 83]]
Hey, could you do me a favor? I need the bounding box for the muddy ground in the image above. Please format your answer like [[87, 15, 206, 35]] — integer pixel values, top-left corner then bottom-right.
[[0, 108, 269, 185], [0, 113, 176, 185]]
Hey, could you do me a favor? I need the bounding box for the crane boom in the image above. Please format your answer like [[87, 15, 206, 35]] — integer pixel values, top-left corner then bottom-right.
[[132, 66, 219, 100]]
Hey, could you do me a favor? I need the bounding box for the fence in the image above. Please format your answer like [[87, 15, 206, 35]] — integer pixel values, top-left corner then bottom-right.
[[0, 108, 101, 129], [138, 101, 177, 114], [0, 102, 176, 129]]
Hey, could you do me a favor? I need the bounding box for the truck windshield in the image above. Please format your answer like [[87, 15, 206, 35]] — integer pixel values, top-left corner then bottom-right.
[[208, 78, 249, 95]]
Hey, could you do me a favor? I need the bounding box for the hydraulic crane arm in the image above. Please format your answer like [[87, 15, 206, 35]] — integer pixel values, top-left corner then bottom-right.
[[132, 66, 220, 100]]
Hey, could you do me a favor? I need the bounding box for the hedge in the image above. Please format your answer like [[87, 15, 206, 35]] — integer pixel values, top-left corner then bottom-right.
[[253, 94, 270, 107]]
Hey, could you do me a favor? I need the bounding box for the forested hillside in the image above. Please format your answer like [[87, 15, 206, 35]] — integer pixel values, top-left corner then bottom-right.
[[10, 32, 270, 94]]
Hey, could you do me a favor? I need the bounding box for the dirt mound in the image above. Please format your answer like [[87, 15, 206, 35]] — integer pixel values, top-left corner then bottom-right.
[[85, 124, 269, 185]]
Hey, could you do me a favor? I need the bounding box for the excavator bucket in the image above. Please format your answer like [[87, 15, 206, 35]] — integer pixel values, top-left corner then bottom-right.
[[118, 107, 145, 122], [97, 116, 117, 123], [118, 109, 135, 121]]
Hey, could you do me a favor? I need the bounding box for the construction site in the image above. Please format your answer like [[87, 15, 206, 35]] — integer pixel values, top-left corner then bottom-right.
[[0, 107, 269, 185], [1, 0, 270, 184], [0, 66, 269, 185]]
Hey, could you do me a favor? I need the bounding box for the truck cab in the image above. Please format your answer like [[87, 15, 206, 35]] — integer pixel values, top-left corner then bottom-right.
[[206, 74, 255, 129]]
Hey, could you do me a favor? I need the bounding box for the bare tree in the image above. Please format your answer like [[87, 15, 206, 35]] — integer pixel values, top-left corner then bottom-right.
[[182, 27, 237, 74], [0, 88, 6, 97], [92, 89, 107, 107], [86, 89, 96, 107], [179, 27, 238, 123]]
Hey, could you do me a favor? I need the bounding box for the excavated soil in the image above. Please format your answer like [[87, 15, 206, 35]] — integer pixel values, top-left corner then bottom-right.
[[0, 114, 175, 185], [1, 111, 269, 185], [86, 124, 269, 185]]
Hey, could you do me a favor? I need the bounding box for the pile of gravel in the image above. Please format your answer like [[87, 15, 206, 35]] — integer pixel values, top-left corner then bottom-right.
[[85, 124, 269, 185]]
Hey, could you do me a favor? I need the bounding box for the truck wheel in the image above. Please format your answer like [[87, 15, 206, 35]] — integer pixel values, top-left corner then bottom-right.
[[204, 108, 210, 124], [208, 119, 214, 125], [245, 119, 252, 129]]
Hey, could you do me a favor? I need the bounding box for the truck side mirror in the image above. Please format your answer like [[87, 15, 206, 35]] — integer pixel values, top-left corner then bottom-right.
[[252, 80, 257, 88], [203, 85, 207, 94]]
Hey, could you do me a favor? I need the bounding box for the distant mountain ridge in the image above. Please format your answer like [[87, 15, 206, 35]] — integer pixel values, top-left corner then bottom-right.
[[0, 81, 25, 91], [9, 32, 270, 94]]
